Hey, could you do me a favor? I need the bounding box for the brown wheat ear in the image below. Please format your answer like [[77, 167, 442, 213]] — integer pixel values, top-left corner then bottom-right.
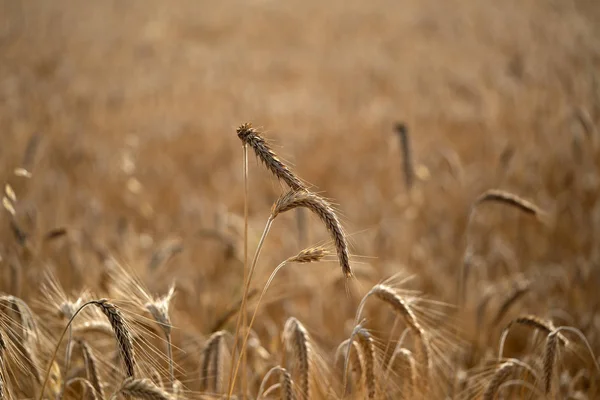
[[237, 122, 306, 191], [273, 190, 351, 278], [119, 378, 171, 400], [394, 122, 414, 190]]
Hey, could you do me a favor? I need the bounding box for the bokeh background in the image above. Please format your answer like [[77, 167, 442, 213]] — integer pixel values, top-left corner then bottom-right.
[[1, 1, 600, 398]]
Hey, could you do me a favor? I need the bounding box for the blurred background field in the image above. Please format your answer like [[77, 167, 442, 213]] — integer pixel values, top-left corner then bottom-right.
[[0, 1, 600, 398]]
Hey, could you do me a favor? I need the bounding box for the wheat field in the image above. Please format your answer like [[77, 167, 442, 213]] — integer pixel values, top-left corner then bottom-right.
[[0, 1, 599, 399]]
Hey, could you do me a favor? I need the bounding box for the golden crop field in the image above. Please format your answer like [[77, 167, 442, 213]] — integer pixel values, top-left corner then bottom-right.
[[0, 1, 599, 398]]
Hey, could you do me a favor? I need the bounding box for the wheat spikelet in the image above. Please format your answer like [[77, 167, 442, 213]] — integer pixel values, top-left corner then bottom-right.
[[236, 123, 306, 191], [93, 299, 135, 378], [272, 190, 351, 278], [76, 339, 103, 400], [543, 331, 559, 395], [119, 378, 171, 400], [354, 328, 376, 400], [483, 361, 516, 400], [286, 246, 329, 264], [283, 317, 311, 399]]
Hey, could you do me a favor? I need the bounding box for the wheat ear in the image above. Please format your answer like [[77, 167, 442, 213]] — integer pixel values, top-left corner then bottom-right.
[[387, 348, 416, 399], [498, 315, 567, 359], [394, 123, 414, 190], [483, 361, 516, 400], [65, 377, 98, 400], [354, 328, 377, 400], [39, 300, 135, 400], [236, 123, 306, 191], [77, 339, 104, 400], [257, 366, 295, 400], [119, 378, 171, 400], [272, 190, 351, 278], [543, 331, 558, 395], [283, 317, 311, 399], [200, 330, 228, 393]]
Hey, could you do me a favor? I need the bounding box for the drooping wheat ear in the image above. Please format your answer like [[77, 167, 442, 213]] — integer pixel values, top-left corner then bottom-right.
[[491, 278, 532, 328], [286, 246, 330, 264], [283, 317, 311, 399], [394, 123, 414, 190], [460, 190, 545, 305], [387, 348, 416, 399], [200, 330, 228, 393], [119, 378, 171, 400], [357, 285, 431, 375], [236, 123, 306, 191], [65, 377, 98, 400], [273, 190, 351, 278], [354, 328, 377, 400], [498, 315, 568, 359], [474, 189, 544, 217], [93, 299, 135, 378], [543, 331, 559, 395], [76, 340, 104, 400], [483, 361, 517, 400]]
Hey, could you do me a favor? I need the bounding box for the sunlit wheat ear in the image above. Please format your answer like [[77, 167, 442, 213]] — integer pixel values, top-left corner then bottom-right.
[[236, 123, 306, 191], [483, 361, 516, 400], [76, 339, 104, 400], [258, 366, 295, 400], [543, 331, 558, 395], [387, 348, 416, 399], [200, 330, 231, 394], [93, 300, 136, 378], [498, 315, 567, 359], [394, 123, 414, 190], [272, 190, 352, 278], [354, 328, 377, 400], [283, 318, 311, 400], [119, 377, 171, 400]]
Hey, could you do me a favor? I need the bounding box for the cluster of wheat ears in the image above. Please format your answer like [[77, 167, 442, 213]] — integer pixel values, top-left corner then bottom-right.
[[0, 123, 598, 400]]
